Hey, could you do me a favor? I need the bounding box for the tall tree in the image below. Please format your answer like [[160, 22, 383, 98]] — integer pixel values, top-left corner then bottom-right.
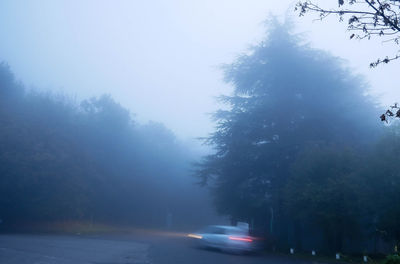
[[196, 20, 380, 240]]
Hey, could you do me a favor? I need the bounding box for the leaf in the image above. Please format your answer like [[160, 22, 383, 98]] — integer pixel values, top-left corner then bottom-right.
[[386, 110, 394, 116], [350, 34, 355, 39]]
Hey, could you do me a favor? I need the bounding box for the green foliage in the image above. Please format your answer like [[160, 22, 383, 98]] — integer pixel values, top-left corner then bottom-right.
[[284, 145, 361, 250], [0, 62, 206, 228], [384, 254, 400, 264], [196, 20, 379, 234], [194, 20, 398, 253], [283, 127, 400, 252], [360, 127, 400, 243]]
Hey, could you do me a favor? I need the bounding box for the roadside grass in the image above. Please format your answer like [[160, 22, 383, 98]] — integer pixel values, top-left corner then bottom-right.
[[8, 221, 123, 235], [0, 221, 190, 238]]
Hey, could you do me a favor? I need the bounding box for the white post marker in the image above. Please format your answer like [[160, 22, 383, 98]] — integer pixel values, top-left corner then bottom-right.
[[363, 256, 368, 262], [336, 253, 340, 260], [290, 248, 294, 254], [311, 250, 316, 256]]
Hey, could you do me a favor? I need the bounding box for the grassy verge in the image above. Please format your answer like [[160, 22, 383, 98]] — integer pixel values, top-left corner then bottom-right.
[[0, 221, 122, 235], [0, 221, 191, 238]]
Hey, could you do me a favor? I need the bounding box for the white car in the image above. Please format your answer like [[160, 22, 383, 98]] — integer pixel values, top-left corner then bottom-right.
[[187, 225, 257, 254]]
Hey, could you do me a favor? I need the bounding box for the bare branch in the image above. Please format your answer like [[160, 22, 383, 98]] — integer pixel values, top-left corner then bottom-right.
[[296, 0, 400, 66]]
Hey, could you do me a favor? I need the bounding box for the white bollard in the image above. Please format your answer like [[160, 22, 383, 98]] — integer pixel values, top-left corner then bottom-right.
[[363, 256, 368, 262], [336, 253, 340, 260], [290, 248, 294, 254], [311, 250, 316, 256]]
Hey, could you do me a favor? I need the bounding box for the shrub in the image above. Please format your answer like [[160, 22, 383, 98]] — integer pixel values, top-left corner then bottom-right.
[[384, 254, 400, 264]]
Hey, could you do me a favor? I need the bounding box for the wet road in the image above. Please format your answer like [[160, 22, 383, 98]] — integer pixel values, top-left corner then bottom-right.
[[0, 233, 315, 264]]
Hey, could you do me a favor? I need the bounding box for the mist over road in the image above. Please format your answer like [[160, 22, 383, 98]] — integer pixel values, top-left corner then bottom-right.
[[0, 234, 316, 264]]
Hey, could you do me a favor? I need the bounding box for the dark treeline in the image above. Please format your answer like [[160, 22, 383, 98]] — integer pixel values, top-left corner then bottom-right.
[[0, 62, 215, 230], [196, 20, 400, 254]]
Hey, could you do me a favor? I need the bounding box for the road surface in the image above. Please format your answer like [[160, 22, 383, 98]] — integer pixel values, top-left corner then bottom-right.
[[0, 232, 316, 264]]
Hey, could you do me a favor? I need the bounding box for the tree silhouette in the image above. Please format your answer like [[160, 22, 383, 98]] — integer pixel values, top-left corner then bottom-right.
[[296, 0, 400, 67]]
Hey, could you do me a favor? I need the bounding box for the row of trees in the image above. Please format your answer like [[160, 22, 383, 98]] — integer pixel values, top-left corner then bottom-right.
[[285, 134, 400, 252], [0, 62, 213, 229], [196, 20, 399, 253]]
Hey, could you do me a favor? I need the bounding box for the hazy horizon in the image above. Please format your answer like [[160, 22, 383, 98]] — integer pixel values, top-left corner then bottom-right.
[[1, 0, 398, 141]]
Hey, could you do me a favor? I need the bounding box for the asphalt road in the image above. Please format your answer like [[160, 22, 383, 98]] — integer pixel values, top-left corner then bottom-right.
[[0, 232, 316, 264]]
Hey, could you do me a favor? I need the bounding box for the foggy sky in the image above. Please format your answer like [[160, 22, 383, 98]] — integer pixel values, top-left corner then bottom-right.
[[0, 0, 398, 141]]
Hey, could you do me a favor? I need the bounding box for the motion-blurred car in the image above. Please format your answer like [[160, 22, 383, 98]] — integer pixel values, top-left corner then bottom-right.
[[187, 225, 258, 254]]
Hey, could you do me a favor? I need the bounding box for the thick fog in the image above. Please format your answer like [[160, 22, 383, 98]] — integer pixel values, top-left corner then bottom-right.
[[1, 0, 400, 256], [0, 0, 398, 141]]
